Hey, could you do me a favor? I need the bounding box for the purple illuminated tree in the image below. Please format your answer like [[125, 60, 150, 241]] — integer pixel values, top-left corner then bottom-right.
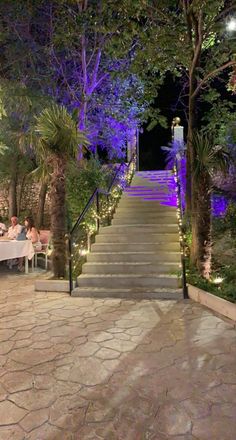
[[0, 0, 151, 159]]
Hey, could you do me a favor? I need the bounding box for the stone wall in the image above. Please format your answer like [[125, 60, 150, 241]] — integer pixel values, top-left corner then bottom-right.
[[0, 186, 8, 218], [0, 179, 50, 226]]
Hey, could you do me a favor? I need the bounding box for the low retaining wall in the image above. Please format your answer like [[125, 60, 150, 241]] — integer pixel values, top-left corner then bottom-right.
[[35, 279, 70, 293], [188, 284, 236, 323]]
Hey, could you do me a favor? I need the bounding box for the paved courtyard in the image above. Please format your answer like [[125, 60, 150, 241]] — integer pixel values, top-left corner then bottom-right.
[[0, 272, 236, 440]]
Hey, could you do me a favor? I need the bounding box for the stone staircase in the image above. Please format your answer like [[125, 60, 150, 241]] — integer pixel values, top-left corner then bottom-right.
[[72, 170, 182, 299]]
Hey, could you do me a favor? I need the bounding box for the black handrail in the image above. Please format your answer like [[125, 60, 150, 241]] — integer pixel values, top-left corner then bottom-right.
[[107, 161, 125, 193], [174, 159, 188, 299], [68, 154, 136, 293], [70, 188, 98, 236]]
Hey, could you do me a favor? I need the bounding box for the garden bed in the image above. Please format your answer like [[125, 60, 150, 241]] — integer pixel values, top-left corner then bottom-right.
[[188, 284, 236, 323]]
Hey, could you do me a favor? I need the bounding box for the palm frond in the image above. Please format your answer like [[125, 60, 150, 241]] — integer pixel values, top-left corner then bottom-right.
[[35, 104, 88, 158], [193, 131, 230, 181]]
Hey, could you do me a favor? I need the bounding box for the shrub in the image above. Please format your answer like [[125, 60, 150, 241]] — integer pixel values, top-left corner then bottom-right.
[[66, 158, 110, 226]]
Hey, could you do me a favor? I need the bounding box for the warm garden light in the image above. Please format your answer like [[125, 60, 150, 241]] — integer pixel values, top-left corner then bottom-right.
[[79, 248, 88, 256], [226, 17, 236, 32], [212, 277, 224, 284]]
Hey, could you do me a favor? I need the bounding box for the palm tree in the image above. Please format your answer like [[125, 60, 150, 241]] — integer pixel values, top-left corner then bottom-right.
[[36, 104, 88, 278], [191, 131, 230, 279]]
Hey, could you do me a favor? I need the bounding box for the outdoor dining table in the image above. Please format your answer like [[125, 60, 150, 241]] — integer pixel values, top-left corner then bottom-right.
[[0, 239, 35, 274]]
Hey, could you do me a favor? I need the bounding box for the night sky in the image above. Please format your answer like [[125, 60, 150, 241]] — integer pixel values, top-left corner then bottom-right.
[[140, 74, 186, 171]]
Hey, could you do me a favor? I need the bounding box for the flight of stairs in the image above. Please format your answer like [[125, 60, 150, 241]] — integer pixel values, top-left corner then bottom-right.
[[72, 170, 182, 299]]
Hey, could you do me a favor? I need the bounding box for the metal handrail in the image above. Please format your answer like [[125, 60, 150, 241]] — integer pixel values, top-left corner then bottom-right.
[[174, 159, 188, 299], [70, 189, 98, 236], [68, 154, 136, 293]]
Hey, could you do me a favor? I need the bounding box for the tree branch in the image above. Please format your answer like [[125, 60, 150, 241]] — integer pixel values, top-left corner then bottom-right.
[[93, 72, 109, 90], [189, 10, 203, 77], [192, 60, 236, 99], [81, 34, 88, 93], [88, 48, 102, 94]]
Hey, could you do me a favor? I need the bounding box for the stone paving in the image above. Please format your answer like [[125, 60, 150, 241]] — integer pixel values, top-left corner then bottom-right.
[[0, 272, 236, 440]]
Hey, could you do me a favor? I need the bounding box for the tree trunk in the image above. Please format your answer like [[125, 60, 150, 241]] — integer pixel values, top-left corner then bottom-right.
[[8, 174, 17, 219], [191, 171, 212, 279], [186, 77, 198, 213], [50, 156, 66, 278], [36, 181, 48, 229], [17, 174, 27, 217]]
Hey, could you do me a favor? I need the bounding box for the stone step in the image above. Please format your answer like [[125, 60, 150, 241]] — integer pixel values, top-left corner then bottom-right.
[[132, 178, 173, 183], [124, 186, 173, 190], [100, 224, 179, 234], [82, 262, 180, 274], [114, 211, 176, 218], [118, 199, 175, 205], [86, 251, 181, 263], [71, 287, 182, 300], [77, 274, 179, 289], [116, 205, 176, 213], [112, 216, 177, 225], [122, 194, 175, 199], [91, 242, 180, 252], [95, 232, 179, 244]]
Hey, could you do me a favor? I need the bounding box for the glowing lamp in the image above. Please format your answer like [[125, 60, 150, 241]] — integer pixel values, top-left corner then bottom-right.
[[226, 18, 236, 32], [212, 277, 224, 285]]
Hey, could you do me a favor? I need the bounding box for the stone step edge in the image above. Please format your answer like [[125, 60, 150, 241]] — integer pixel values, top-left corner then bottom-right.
[[87, 251, 180, 255], [100, 225, 178, 229], [78, 274, 178, 279], [84, 262, 180, 266], [92, 242, 180, 245], [71, 287, 182, 299]]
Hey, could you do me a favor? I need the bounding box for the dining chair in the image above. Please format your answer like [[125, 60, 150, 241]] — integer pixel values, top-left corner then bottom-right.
[[34, 230, 51, 270]]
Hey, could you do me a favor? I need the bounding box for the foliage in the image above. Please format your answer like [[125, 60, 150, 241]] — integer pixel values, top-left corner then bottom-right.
[[188, 260, 236, 304], [35, 104, 88, 159], [213, 201, 236, 238], [192, 131, 230, 181], [0, 0, 157, 159], [187, 264, 236, 303], [66, 158, 110, 224], [35, 103, 88, 278], [188, 197, 236, 303], [161, 140, 186, 169], [201, 93, 236, 146]]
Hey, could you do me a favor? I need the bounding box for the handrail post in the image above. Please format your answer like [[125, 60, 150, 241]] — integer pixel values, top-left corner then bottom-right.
[[68, 236, 73, 293], [182, 254, 188, 299], [96, 190, 100, 231], [107, 194, 110, 225]]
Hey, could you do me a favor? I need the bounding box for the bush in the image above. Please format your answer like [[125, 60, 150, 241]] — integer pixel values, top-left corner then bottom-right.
[[66, 158, 110, 226], [187, 263, 236, 303]]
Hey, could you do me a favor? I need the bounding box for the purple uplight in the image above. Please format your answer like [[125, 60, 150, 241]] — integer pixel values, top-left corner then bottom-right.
[[212, 194, 229, 217]]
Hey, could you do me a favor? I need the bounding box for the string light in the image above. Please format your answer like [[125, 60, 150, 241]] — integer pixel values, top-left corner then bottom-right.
[[71, 156, 136, 274]]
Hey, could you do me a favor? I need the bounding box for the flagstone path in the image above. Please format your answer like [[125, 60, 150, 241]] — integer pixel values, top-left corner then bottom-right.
[[0, 272, 236, 439]]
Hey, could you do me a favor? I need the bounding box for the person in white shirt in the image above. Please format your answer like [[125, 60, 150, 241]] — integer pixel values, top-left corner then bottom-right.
[[7, 216, 22, 240], [7, 216, 23, 269]]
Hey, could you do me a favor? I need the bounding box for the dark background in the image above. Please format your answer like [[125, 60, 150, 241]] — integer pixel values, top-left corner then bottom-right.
[[140, 71, 236, 171], [139, 74, 186, 171]]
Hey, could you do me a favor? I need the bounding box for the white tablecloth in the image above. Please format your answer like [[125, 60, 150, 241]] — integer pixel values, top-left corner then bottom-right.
[[0, 240, 35, 262]]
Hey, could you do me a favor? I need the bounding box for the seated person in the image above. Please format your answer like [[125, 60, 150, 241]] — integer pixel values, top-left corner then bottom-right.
[[17, 217, 41, 272], [0, 215, 7, 236], [24, 217, 42, 250], [6, 216, 23, 269], [7, 216, 22, 239]]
